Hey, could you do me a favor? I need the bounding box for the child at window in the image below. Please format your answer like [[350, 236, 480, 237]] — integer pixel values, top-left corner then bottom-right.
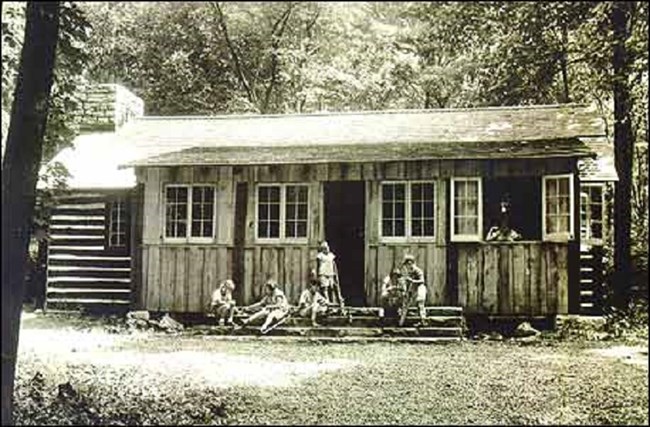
[[486, 193, 522, 241]]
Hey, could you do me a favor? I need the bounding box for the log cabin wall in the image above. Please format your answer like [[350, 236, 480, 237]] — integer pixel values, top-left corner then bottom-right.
[[46, 190, 133, 310], [137, 157, 579, 313]]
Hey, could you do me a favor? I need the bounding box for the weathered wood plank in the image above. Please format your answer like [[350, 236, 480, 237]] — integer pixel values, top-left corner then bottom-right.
[[173, 248, 187, 312], [546, 244, 559, 313], [143, 168, 161, 244], [528, 243, 541, 315], [557, 244, 569, 314], [367, 247, 378, 306], [159, 248, 175, 311], [141, 246, 149, 310], [512, 244, 526, 314], [482, 244, 499, 313], [243, 249, 254, 304], [187, 247, 203, 312], [147, 246, 160, 311], [498, 245, 511, 314], [457, 247, 468, 309]]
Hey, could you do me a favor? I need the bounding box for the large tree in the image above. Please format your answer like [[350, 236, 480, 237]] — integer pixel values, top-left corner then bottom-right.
[[1, 2, 60, 424]]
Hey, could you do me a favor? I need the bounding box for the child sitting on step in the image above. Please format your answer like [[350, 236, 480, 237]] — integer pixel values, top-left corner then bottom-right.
[[234, 279, 290, 334]]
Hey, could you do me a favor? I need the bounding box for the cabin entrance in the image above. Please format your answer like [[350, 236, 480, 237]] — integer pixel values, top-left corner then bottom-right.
[[324, 181, 366, 306]]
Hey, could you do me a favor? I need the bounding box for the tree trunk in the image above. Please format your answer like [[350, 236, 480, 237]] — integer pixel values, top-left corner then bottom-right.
[[611, 1, 633, 308], [1, 2, 60, 425]]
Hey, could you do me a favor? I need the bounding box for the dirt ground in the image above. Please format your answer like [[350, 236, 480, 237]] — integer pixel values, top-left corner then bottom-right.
[[13, 312, 649, 425]]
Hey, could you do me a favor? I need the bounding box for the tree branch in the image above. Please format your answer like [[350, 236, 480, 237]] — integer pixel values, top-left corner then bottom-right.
[[211, 2, 257, 107], [262, 3, 295, 113]]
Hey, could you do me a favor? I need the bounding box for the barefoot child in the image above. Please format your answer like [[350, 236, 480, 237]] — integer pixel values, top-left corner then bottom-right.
[[234, 279, 290, 334], [316, 241, 344, 307]]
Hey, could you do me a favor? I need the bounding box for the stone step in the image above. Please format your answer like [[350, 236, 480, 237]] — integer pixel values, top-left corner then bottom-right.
[[202, 335, 462, 344], [221, 315, 463, 328], [194, 325, 463, 338], [344, 306, 463, 317], [229, 306, 463, 318]]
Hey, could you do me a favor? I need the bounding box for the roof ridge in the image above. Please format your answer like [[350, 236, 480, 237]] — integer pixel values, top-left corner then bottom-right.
[[137, 103, 593, 121]]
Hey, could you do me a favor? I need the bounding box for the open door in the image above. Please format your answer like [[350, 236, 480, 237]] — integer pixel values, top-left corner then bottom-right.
[[324, 181, 365, 306]]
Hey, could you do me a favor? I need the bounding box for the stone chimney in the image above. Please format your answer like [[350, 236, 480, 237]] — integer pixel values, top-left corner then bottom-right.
[[79, 83, 144, 132]]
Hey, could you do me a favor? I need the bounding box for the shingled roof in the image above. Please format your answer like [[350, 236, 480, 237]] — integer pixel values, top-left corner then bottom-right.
[[46, 103, 606, 188]]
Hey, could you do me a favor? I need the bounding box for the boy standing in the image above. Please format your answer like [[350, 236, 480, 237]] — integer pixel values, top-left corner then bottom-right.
[[399, 254, 427, 327]]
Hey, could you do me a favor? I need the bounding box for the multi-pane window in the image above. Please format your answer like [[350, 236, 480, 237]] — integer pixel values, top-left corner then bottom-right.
[[381, 183, 406, 237], [380, 181, 435, 239], [580, 184, 604, 241], [108, 199, 126, 247], [451, 178, 482, 241], [411, 183, 435, 237], [258, 186, 281, 239], [543, 174, 574, 240], [165, 185, 216, 240], [257, 184, 309, 240], [191, 187, 215, 238], [285, 186, 308, 238]]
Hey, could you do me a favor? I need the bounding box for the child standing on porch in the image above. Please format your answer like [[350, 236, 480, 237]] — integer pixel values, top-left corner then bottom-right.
[[399, 254, 427, 327], [316, 241, 344, 307]]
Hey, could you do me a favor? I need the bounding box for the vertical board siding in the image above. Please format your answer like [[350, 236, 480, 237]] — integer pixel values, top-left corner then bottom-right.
[[456, 242, 569, 315], [142, 245, 233, 312]]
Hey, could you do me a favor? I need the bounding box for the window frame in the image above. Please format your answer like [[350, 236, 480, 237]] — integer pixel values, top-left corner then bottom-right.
[[580, 182, 605, 243], [450, 177, 483, 242], [255, 183, 310, 244], [379, 180, 437, 243], [542, 174, 575, 242], [107, 197, 127, 249], [163, 184, 217, 243]]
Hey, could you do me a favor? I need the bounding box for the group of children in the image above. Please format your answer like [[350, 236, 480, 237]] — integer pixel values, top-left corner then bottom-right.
[[209, 240, 428, 333]]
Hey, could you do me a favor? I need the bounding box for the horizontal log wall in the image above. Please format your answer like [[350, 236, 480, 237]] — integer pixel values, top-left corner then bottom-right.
[[456, 242, 569, 315], [47, 191, 132, 308]]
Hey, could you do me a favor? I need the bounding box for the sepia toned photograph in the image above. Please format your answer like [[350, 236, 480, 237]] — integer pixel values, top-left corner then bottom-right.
[[1, 1, 648, 425]]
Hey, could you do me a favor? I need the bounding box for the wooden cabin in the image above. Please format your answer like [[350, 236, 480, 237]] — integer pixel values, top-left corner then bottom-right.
[[45, 88, 616, 317]]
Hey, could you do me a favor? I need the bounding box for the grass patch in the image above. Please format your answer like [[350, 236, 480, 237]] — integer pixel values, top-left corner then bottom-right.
[[13, 315, 649, 425]]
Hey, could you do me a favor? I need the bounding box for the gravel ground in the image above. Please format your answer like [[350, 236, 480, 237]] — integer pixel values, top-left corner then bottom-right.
[[13, 313, 649, 425]]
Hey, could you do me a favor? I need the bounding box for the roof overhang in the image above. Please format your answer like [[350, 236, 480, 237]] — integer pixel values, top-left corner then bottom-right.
[[122, 138, 595, 169]]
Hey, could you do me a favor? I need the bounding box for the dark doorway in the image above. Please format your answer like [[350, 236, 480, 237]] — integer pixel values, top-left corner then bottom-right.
[[324, 181, 366, 306]]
